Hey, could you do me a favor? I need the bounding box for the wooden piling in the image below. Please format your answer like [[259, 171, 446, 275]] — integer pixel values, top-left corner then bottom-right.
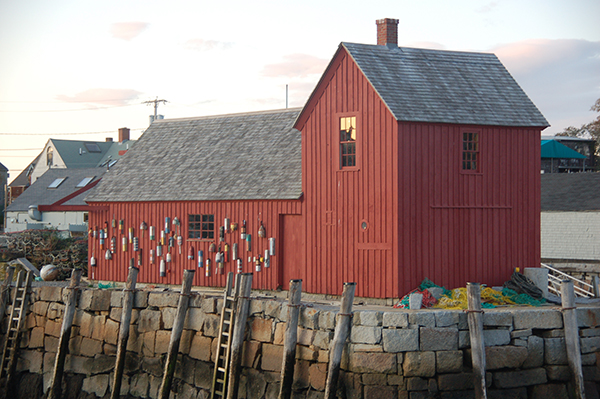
[[593, 276, 600, 298], [324, 282, 356, 399], [278, 279, 302, 399], [110, 266, 139, 399], [466, 282, 487, 399], [0, 266, 15, 324], [561, 279, 586, 399], [158, 269, 195, 399], [226, 272, 253, 399], [48, 269, 82, 399]]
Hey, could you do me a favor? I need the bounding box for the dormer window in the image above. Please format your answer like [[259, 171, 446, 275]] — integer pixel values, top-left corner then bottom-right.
[[340, 116, 356, 168]]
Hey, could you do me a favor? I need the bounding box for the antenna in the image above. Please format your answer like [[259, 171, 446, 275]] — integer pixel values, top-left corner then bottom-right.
[[286, 84, 288, 109], [143, 97, 168, 122]]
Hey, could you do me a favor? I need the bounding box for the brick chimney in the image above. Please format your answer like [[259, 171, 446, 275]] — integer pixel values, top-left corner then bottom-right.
[[105, 137, 113, 142], [118, 127, 130, 142], [376, 18, 399, 47]]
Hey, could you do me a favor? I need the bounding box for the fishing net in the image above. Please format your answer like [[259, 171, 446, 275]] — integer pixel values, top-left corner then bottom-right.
[[433, 286, 546, 310]]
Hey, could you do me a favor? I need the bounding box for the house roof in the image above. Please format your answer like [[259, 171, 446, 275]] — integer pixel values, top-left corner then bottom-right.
[[339, 43, 549, 127], [0, 162, 7, 173], [541, 140, 587, 159], [86, 108, 303, 203], [50, 139, 132, 168], [541, 172, 600, 211], [7, 167, 106, 212]]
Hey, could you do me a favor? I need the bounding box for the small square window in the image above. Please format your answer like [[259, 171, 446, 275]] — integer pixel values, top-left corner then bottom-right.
[[188, 214, 214, 239]]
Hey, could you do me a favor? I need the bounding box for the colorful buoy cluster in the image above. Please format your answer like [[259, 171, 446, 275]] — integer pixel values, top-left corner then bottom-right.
[[90, 214, 277, 279]]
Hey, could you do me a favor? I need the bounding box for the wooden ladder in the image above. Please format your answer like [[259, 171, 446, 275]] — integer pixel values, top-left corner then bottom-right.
[[0, 270, 33, 389], [210, 272, 236, 399]]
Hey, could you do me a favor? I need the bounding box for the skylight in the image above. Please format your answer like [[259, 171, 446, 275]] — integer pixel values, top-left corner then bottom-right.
[[48, 178, 66, 189], [76, 176, 95, 188], [84, 142, 101, 153]]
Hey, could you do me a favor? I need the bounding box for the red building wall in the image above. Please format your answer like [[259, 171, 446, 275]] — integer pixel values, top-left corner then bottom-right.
[[88, 200, 302, 290]]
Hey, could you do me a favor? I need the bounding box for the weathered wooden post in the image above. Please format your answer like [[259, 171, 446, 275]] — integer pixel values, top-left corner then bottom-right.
[[110, 266, 139, 399], [467, 282, 487, 399], [226, 272, 253, 399], [48, 268, 82, 399], [324, 282, 356, 399], [0, 266, 15, 324], [593, 275, 600, 298], [278, 279, 302, 399], [158, 269, 195, 399], [561, 279, 586, 399]]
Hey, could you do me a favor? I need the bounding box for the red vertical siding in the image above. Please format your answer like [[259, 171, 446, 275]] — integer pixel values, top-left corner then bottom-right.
[[87, 200, 302, 290]]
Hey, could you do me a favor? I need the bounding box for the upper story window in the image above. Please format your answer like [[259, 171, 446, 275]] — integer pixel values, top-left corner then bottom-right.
[[462, 132, 480, 172], [188, 214, 214, 240], [46, 147, 53, 166], [340, 116, 356, 168]]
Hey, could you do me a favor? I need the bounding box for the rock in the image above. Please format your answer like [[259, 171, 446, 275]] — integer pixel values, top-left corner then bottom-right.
[[309, 362, 328, 391], [493, 368, 547, 389], [513, 310, 562, 330], [436, 350, 463, 373], [420, 327, 458, 351], [435, 311, 459, 327], [355, 310, 382, 326], [403, 351, 435, 377], [522, 335, 544, 369], [484, 346, 528, 370], [383, 311, 409, 328], [350, 325, 382, 345], [349, 352, 397, 374], [483, 329, 510, 347], [148, 292, 179, 307], [382, 328, 419, 352], [250, 318, 273, 342], [138, 309, 162, 332], [82, 374, 109, 397], [261, 344, 283, 372], [544, 337, 567, 365], [189, 334, 213, 362]]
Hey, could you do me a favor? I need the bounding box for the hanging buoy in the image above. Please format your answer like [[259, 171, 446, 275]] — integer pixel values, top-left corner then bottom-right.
[[166, 253, 172, 263], [236, 258, 243, 273], [119, 219, 124, 233], [99, 230, 105, 248], [177, 235, 183, 254], [219, 226, 225, 242], [258, 222, 266, 238], [215, 252, 221, 264], [111, 236, 116, 253], [160, 230, 165, 246], [209, 243, 216, 252], [264, 249, 270, 268], [160, 259, 166, 277], [137, 252, 142, 266], [157, 245, 163, 257], [232, 243, 238, 261], [231, 222, 238, 232], [140, 221, 148, 238], [224, 218, 230, 233], [165, 217, 170, 234], [188, 246, 194, 260], [112, 216, 116, 230], [255, 256, 261, 272], [150, 249, 155, 264], [90, 255, 97, 267], [122, 236, 128, 252], [224, 243, 230, 262], [168, 236, 174, 251], [133, 237, 139, 252], [269, 237, 276, 256], [205, 259, 211, 277], [92, 227, 97, 239], [128, 227, 134, 243], [173, 217, 180, 236], [104, 221, 109, 231], [241, 219, 246, 240], [105, 249, 112, 260], [198, 250, 204, 268], [150, 226, 156, 241], [246, 234, 252, 252]]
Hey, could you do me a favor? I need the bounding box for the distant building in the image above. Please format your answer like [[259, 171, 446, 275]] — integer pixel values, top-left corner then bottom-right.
[[541, 135, 596, 173], [0, 162, 8, 228], [5, 167, 106, 233], [7, 128, 135, 205]]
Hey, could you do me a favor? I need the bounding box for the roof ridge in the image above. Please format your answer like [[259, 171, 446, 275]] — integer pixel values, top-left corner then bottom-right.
[[152, 107, 303, 123]]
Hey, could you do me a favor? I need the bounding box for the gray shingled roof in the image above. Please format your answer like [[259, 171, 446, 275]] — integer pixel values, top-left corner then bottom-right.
[[342, 43, 549, 127], [541, 173, 600, 211], [86, 108, 303, 202], [7, 168, 105, 211]]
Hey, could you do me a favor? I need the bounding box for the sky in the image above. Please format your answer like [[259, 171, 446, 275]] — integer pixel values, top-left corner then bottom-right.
[[1, 0, 599, 184]]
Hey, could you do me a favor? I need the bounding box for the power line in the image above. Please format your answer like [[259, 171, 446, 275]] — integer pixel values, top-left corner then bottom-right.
[[0, 148, 42, 151], [0, 128, 146, 136], [0, 103, 139, 113]]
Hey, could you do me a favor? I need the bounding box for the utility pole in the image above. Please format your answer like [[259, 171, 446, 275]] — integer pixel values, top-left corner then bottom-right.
[[143, 97, 167, 122]]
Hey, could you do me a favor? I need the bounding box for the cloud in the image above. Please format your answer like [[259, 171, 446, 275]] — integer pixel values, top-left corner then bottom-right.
[[110, 22, 149, 41], [183, 38, 233, 51], [477, 2, 498, 13], [262, 54, 328, 78], [56, 88, 143, 106], [492, 39, 600, 131]]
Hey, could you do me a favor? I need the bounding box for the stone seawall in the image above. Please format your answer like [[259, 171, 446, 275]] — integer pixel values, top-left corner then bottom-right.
[[3, 285, 600, 398]]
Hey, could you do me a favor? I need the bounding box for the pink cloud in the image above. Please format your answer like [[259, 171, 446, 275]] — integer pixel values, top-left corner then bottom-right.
[[110, 22, 149, 41], [183, 38, 233, 51], [262, 54, 328, 78], [56, 88, 142, 106]]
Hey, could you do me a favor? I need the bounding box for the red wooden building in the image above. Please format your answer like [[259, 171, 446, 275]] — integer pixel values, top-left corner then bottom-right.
[[86, 19, 548, 298]]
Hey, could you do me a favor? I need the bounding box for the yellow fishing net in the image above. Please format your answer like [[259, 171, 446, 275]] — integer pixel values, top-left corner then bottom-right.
[[433, 286, 545, 309]]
